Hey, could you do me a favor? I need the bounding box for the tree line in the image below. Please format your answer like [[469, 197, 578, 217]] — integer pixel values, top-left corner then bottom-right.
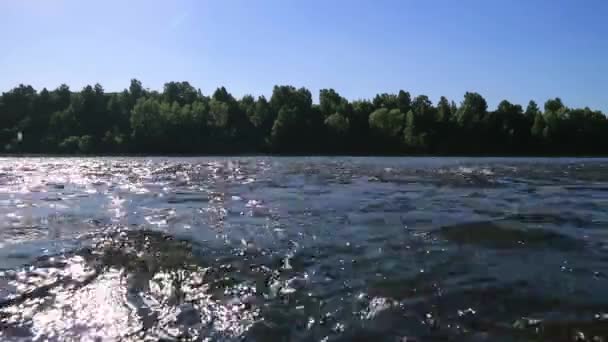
[[0, 80, 606, 155]]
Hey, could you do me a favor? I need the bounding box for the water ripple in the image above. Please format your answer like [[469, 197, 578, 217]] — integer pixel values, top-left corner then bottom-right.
[[0, 157, 607, 341]]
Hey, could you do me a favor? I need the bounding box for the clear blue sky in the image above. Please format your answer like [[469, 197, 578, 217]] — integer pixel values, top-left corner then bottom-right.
[[1, 0, 607, 111]]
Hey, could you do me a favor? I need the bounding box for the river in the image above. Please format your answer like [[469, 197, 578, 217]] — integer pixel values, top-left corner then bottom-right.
[[0, 157, 607, 341]]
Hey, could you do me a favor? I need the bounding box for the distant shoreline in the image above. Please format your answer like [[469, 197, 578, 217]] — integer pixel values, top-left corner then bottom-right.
[[2, 81, 606, 156]]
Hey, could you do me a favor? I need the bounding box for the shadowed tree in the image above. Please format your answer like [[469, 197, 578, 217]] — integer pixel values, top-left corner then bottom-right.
[[372, 93, 399, 109], [525, 100, 541, 121], [319, 89, 352, 152], [531, 110, 545, 133], [436, 96, 452, 123], [456, 92, 488, 129], [456, 92, 488, 153], [242, 95, 274, 150], [485, 100, 529, 153], [269, 86, 317, 153], [369, 107, 405, 153], [397, 90, 412, 114], [130, 98, 164, 151], [0, 80, 605, 155], [163, 81, 198, 106]]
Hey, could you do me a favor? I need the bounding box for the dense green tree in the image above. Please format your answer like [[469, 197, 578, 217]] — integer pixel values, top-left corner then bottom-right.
[[318, 89, 353, 152], [397, 90, 412, 114], [1, 85, 37, 151], [206, 88, 255, 151], [240, 95, 274, 150], [208, 98, 230, 129], [106, 91, 131, 136], [57, 83, 110, 150], [456, 92, 488, 129], [544, 97, 565, 113], [404, 110, 427, 150], [372, 93, 399, 109], [525, 100, 541, 120], [411, 95, 432, 116], [129, 79, 145, 104], [369, 108, 404, 138], [403, 96, 436, 151], [432, 96, 458, 153], [58, 136, 82, 153], [531, 112, 546, 140], [269, 86, 319, 152], [131, 98, 164, 151], [271, 107, 299, 150], [251, 96, 273, 131], [0, 80, 606, 155], [163, 81, 198, 106], [53, 84, 72, 110], [324, 113, 350, 134], [369, 108, 405, 152], [436, 96, 452, 123], [542, 98, 568, 148], [320, 89, 348, 117], [454, 92, 489, 153], [485, 100, 530, 153], [450, 101, 458, 118], [349, 100, 374, 153], [239, 95, 256, 122]]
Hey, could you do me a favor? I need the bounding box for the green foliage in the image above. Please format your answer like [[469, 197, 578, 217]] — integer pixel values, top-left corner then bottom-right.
[[544, 98, 564, 113], [411, 95, 433, 116], [403, 110, 420, 148], [436, 96, 452, 123], [531, 112, 546, 138], [320, 89, 347, 117], [271, 107, 299, 148], [456, 92, 488, 129], [163, 81, 198, 105], [325, 113, 350, 135], [369, 108, 404, 138], [130, 98, 164, 149], [525, 100, 541, 119], [485, 100, 530, 152], [102, 128, 125, 151], [78, 135, 93, 153], [208, 99, 230, 129], [247, 96, 273, 130], [372, 93, 398, 109], [0, 80, 606, 155], [397, 91, 412, 114], [59, 136, 81, 153], [57, 135, 93, 153], [268, 86, 317, 152]]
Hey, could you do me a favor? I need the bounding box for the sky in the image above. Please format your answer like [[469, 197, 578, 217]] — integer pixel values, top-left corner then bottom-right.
[[1, 0, 607, 111]]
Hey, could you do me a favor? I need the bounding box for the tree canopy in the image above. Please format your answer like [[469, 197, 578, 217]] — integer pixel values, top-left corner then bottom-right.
[[0, 80, 606, 155]]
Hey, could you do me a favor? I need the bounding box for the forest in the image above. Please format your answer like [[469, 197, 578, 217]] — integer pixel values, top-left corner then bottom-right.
[[0, 80, 606, 155]]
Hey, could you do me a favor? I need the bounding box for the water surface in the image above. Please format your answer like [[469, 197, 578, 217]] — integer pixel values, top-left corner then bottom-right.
[[0, 157, 607, 341]]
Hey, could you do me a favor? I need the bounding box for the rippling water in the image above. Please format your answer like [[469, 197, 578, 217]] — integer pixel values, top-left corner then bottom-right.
[[0, 157, 607, 341]]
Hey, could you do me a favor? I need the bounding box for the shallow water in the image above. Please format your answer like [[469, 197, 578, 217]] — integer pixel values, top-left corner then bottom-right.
[[0, 157, 607, 341]]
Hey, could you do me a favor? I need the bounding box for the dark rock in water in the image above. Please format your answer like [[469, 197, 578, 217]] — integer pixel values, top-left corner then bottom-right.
[[438, 221, 584, 250]]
